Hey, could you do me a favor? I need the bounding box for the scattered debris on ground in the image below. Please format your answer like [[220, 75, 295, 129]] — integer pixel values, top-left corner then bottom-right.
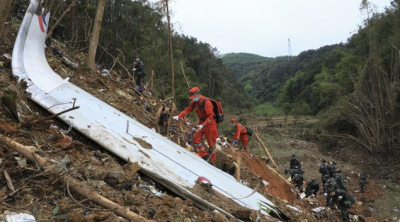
[[0, 17, 394, 222]]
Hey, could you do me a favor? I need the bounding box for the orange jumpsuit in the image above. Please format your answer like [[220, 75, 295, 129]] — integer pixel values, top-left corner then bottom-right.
[[178, 96, 218, 162], [232, 123, 249, 152]]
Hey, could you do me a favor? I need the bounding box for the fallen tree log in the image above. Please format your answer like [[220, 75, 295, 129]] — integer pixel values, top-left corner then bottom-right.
[[0, 133, 47, 166], [254, 128, 279, 172], [0, 133, 151, 222], [64, 176, 151, 222], [139, 167, 242, 222]]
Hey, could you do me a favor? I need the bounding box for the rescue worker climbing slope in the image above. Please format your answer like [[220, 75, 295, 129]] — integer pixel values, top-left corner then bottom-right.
[[230, 118, 249, 153], [173, 87, 218, 162]]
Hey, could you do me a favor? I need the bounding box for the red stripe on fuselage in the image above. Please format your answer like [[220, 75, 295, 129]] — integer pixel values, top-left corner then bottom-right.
[[38, 15, 45, 33]]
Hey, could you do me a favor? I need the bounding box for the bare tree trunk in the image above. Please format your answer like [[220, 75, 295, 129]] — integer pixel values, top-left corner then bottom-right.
[[180, 61, 190, 89], [166, 0, 175, 100], [0, 0, 12, 37], [151, 69, 154, 91], [85, 0, 107, 71], [46, 0, 79, 40]]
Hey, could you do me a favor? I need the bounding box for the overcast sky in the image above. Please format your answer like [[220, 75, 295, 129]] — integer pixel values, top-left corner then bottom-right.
[[160, 0, 391, 57]]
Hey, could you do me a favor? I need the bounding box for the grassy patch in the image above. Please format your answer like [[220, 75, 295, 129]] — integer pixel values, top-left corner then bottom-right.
[[375, 180, 400, 218], [254, 102, 282, 116]]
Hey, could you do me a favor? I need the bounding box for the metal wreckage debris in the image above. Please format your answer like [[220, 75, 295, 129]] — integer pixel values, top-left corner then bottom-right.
[[10, 0, 288, 220]]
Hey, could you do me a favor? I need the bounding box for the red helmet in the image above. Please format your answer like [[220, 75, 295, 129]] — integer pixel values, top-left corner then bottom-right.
[[230, 118, 236, 123], [197, 176, 211, 185], [189, 87, 200, 99]]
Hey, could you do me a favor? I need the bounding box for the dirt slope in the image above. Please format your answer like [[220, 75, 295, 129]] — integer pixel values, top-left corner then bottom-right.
[[0, 17, 391, 222]]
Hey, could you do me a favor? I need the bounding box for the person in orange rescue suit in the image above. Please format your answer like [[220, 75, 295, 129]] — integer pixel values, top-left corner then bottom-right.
[[172, 87, 218, 162], [230, 118, 249, 153]]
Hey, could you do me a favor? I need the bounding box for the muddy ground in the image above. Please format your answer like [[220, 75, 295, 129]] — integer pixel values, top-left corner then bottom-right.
[[245, 118, 400, 221]]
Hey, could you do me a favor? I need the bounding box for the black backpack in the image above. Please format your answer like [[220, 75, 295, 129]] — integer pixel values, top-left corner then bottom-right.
[[344, 194, 355, 208], [245, 127, 253, 136], [319, 164, 328, 174]]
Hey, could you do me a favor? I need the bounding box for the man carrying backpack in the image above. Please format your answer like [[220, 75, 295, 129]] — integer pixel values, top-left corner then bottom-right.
[[132, 55, 146, 90], [173, 87, 219, 162], [336, 169, 347, 191], [335, 189, 355, 222], [359, 170, 367, 193], [319, 159, 329, 193], [290, 154, 301, 170], [230, 118, 249, 153]]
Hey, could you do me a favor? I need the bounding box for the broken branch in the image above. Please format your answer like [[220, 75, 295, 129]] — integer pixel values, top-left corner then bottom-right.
[[23, 105, 80, 127], [97, 44, 135, 83], [0, 134, 151, 222], [254, 128, 279, 172], [0, 134, 47, 167], [46, 0, 80, 40]]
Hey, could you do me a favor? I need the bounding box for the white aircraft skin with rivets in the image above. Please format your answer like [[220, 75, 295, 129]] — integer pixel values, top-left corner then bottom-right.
[[12, 0, 281, 220]]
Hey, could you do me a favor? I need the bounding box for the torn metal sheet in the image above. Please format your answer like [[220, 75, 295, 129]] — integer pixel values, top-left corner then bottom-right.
[[11, 0, 278, 216]]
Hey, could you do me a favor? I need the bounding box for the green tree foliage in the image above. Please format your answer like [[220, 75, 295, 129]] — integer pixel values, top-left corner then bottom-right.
[[223, 2, 400, 155], [32, 0, 252, 112], [244, 83, 253, 94], [320, 1, 400, 155], [282, 103, 292, 117], [292, 101, 310, 118]]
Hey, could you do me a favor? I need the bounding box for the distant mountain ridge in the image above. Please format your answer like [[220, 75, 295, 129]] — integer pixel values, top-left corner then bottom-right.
[[222, 53, 272, 79]]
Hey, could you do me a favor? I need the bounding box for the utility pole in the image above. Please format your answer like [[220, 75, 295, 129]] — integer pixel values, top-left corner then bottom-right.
[[288, 38, 292, 61]]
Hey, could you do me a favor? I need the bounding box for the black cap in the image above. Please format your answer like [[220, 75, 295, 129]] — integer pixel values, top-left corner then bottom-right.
[[136, 54, 141, 59], [292, 154, 295, 158], [337, 169, 342, 173], [332, 161, 337, 165], [322, 159, 326, 163], [324, 175, 330, 180]]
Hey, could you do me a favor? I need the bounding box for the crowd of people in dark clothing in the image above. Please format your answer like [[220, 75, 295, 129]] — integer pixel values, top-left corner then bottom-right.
[[284, 155, 367, 222]]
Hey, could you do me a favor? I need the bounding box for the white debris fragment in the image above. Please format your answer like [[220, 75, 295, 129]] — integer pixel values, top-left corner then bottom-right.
[[287, 205, 302, 212], [15, 157, 28, 168], [311, 207, 325, 213], [1, 210, 36, 222], [3, 53, 12, 60]]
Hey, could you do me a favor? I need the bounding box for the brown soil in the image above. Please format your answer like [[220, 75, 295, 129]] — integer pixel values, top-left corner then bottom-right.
[[237, 152, 296, 204], [0, 16, 395, 222], [0, 122, 18, 132], [133, 137, 153, 149]]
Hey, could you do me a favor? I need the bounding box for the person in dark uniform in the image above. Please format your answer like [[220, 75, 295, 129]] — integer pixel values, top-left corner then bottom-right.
[[319, 159, 329, 192], [132, 55, 146, 90], [290, 153, 301, 170], [292, 173, 304, 190], [359, 170, 367, 193], [285, 168, 304, 180], [335, 189, 355, 222], [325, 174, 338, 207], [336, 169, 347, 191], [305, 178, 319, 198], [330, 161, 337, 176]]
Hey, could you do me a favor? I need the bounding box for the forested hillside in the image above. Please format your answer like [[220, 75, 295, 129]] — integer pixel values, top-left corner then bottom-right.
[[224, 1, 400, 155], [11, 0, 252, 112], [221, 53, 270, 79]]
